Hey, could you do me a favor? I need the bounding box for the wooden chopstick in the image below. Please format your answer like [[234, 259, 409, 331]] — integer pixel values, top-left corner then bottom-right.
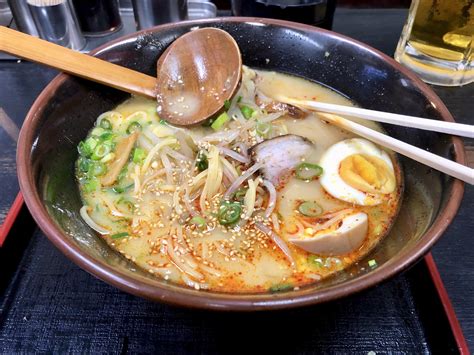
[[280, 97, 474, 139], [315, 112, 473, 185]]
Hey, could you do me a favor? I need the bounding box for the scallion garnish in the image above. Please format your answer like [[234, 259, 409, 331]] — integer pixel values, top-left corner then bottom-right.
[[88, 162, 107, 177], [78, 137, 98, 157], [117, 166, 128, 182], [100, 152, 115, 163], [217, 201, 242, 225], [308, 255, 324, 268], [126, 121, 142, 134], [133, 147, 146, 164], [239, 105, 254, 119], [99, 132, 114, 142], [269, 283, 293, 293], [224, 99, 231, 110], [117, 198, 135, 212], [256, 121, 272, 137], [83, 178, 98, 192], [298, 201, 322, 217], [196, 151, 208, 171], [91, 127, 105, 137], [111, 183, 134, 194], [295, 162, 323, 180], [190, 216, 206, 229], [211, 112, 230, 131], [78, 157, 90, 172], [111, 232, 129, 239], [91, 143, 112, 161], [368, 259, 377, 268], [100, 118, 112, 130], [233, 188, 247, 201]]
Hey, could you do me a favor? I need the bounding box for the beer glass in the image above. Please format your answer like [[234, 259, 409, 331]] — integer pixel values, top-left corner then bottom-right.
[[394, 0, 473, 86]]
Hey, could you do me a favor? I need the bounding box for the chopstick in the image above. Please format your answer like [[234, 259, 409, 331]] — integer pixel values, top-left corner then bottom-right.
[[315, 112, 473, 185], [279, 97, 474, 139]]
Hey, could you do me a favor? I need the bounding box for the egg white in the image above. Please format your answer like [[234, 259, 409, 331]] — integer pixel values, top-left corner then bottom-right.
[[319, 138, 395, 206], [289, 212, 368, 255]]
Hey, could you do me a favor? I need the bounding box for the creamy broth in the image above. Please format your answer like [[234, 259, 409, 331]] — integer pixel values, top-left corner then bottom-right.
[[76, 67, 402, 293]]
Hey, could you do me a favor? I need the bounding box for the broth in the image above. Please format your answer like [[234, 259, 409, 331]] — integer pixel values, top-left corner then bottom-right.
[[75, 67, 402, 293]]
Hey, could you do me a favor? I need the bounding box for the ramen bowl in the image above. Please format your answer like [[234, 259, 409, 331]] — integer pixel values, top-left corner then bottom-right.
[[17, 18, 465, 310]]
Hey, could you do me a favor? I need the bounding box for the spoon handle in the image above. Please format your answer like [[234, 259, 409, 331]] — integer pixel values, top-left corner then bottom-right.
[[0, 26, 157, 99]]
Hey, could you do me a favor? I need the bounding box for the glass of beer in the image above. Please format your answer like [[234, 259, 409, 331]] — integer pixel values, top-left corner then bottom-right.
[[394, 0, 473, 86]]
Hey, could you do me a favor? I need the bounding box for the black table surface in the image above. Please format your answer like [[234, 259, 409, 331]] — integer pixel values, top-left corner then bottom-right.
[[0, 8, 472, 352]]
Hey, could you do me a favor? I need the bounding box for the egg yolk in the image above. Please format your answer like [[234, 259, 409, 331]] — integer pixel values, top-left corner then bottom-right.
[[339, 154, 396, 194]]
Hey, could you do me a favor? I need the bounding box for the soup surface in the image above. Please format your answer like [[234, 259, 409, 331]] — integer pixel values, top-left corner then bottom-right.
[[76, 67, 402, 293]]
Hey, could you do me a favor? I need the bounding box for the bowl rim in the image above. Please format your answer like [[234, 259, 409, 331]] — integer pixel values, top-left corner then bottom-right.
[[17, 17, 465, 311]]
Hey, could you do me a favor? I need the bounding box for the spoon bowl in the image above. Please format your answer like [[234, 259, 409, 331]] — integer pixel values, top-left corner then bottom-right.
[[156, 28, 242, 125]]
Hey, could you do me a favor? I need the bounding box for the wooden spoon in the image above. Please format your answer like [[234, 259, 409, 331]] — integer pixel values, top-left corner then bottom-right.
[[0, 26, 242, 126], [156, 28, 242, 125]]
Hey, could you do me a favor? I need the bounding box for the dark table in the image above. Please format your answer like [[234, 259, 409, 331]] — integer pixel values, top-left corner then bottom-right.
[[0, 8, 472, 353]]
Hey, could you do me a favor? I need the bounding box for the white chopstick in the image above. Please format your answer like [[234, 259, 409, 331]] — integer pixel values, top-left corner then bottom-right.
[[316, 112, 473, 185], [279, 97, 474, 138]]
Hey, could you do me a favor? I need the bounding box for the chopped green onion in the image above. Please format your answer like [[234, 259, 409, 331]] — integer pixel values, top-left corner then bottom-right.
[[196, 151, 208, 171], [240, 105, 254, 119], [190, 216, 206, 229], [308, 255, 324, 268], [126, 121, 142, 134], [85, 137, 98, 149], [237, 96, 242, 103], [211, 112, 230, 131], [117, 167, 128, 182], [100, 118, 112, 130], [269, 283, 293, 293], [233, 188, 247, 201], [111, 183, 134, 194], [117, 198, 135, 212], [89, 162, 107, 177], [78, 137, 98, 157], [368, 259, 377, 268], [298, 201, 322, 217], [100, 152, 115, 163], [111, 232, 129, 239], [218, 201, 242, 225], [224, 99, 231, 110], [91, 127, 106, 137], [133, 147, 146, 164], [256, 121, 272, 137], [234, 188, 247, 198], [159, 118, 168, 125], [295, 162, 323, 180], [78, 157, 90, 172], [91, 143, 111, 161], [83, 178, 98, 192], [99, 132, 114, 142]]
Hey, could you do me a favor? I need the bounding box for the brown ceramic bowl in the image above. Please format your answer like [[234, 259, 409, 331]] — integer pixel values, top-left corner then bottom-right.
[[17, 18, 465, 310]]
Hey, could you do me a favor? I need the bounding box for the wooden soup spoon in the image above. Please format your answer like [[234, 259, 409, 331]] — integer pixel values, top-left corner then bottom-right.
[[0, 26, 242, 126]]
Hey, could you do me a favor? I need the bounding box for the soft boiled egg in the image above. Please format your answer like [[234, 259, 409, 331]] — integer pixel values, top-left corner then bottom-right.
[[319, 138, 396, 206], [289, 211, 368, 255]]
